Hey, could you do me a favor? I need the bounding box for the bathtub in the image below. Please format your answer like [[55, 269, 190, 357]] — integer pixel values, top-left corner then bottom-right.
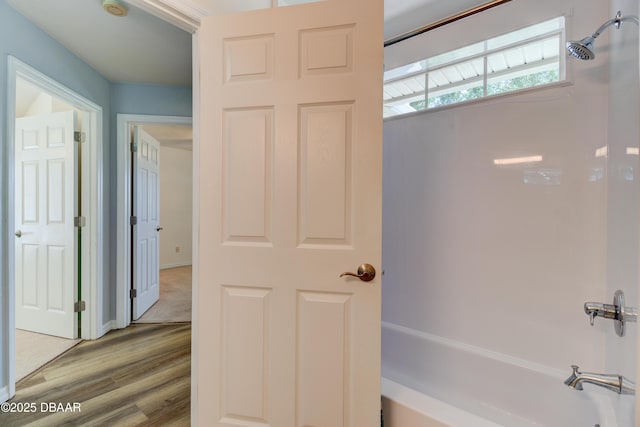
[[381, 322, 633, 427], [382, 378, 503, 427]]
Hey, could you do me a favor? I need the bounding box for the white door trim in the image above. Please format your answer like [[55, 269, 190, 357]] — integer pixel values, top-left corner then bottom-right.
[[115, 114, 192, 329], [189, 30, 201, 424], [125, 0, 206, 32], [5, 56, 103, 398]]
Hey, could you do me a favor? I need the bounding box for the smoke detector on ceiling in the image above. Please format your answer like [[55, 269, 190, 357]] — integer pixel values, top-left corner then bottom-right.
[[103, 0, 128, 17]]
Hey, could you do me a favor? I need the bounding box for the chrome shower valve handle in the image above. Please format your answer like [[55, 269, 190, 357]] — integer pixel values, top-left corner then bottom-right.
[[584, 290, 637, 337], [584, 302, 617, 326]]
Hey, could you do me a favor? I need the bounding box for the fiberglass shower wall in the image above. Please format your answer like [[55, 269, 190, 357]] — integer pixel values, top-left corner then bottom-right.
[[381, 0, 638, 425], [606, 0, 639, 411]]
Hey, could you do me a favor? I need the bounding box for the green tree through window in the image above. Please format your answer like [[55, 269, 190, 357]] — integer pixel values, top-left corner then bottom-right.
[[384, 17, 565, 118], [408, 70, 559, 112], [488, 70, 559, 95]]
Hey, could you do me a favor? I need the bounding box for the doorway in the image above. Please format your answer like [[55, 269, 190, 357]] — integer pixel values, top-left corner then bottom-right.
[[6, 57, 103, 395], [13, 76, 83, 380], [115, 114, 193, 328], [135, 123, 193, 323]]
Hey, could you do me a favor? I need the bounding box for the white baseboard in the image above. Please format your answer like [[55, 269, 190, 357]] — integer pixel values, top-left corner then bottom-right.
[[161, 262, 192, 270], [0, 385, 10, 403], [99, 320, 118, 338]]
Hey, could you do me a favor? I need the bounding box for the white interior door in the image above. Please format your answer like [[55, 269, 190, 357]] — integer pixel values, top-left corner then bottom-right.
[[14, 111, 78, 339], [195, 0, 383, 425], [132, 126, 161, 320]]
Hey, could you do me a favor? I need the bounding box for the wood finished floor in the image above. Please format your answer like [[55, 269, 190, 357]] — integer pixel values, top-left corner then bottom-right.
[[1, 323, 190, 427]]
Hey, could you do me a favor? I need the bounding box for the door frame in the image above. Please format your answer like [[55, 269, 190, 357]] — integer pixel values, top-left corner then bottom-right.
[[115, 114, 193, 328], [5, 56, 103, 396]]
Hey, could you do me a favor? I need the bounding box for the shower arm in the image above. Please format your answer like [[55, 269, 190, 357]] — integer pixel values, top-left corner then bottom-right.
[[591, 11, 639, 40]]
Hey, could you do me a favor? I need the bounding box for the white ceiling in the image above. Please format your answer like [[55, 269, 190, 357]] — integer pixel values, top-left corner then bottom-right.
[[384, 0, 491, 41], [6, 0, 489, 87], [6, 0, 193, 86]]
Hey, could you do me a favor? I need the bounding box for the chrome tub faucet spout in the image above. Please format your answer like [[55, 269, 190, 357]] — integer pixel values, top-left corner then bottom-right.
[[564, 365, 635, 395]]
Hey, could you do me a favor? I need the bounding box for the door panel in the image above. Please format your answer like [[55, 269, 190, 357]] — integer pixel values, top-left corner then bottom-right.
[[223, 108, 273, 243], [296, 291, 351, 426], [195, 0, 383, 425], [14, 111, 78, 339], [299, 102, 354, 245], [132, 126, 161, 320]]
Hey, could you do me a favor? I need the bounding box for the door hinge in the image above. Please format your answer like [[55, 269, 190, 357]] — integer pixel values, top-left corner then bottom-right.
[[130, 215, 137, 226], [74, 216, 86, 228], [130, 289, 137, 299], [130, 142, 138, 152], [74, 301, 86, 312], [74, 131, 85, 143]]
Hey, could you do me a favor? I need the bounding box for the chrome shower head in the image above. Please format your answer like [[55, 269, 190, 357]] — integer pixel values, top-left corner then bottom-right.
[[566, 11, 639, 60], [566, 36, 596, 60]]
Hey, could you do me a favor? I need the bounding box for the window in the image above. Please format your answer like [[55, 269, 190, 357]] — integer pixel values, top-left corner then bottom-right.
[[383, 17, 565, 118]]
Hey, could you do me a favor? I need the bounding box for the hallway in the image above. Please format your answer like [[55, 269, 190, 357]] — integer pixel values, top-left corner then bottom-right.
[[14, 265, 192, 385]]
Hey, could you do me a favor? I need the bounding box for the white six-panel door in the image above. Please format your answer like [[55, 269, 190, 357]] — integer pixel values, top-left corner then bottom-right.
[[195, 0, 383, 425], [14, 111, 78, 339], [132, 126, 161, 320]]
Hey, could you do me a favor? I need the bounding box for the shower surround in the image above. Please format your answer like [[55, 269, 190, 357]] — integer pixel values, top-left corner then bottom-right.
[[381, 0, 639, 425]]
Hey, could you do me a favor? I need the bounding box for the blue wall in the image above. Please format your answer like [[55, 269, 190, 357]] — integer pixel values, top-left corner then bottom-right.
[[0, 0, 110, 399], [111, 83, 192, 118], [0, 0, 192, 398]]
